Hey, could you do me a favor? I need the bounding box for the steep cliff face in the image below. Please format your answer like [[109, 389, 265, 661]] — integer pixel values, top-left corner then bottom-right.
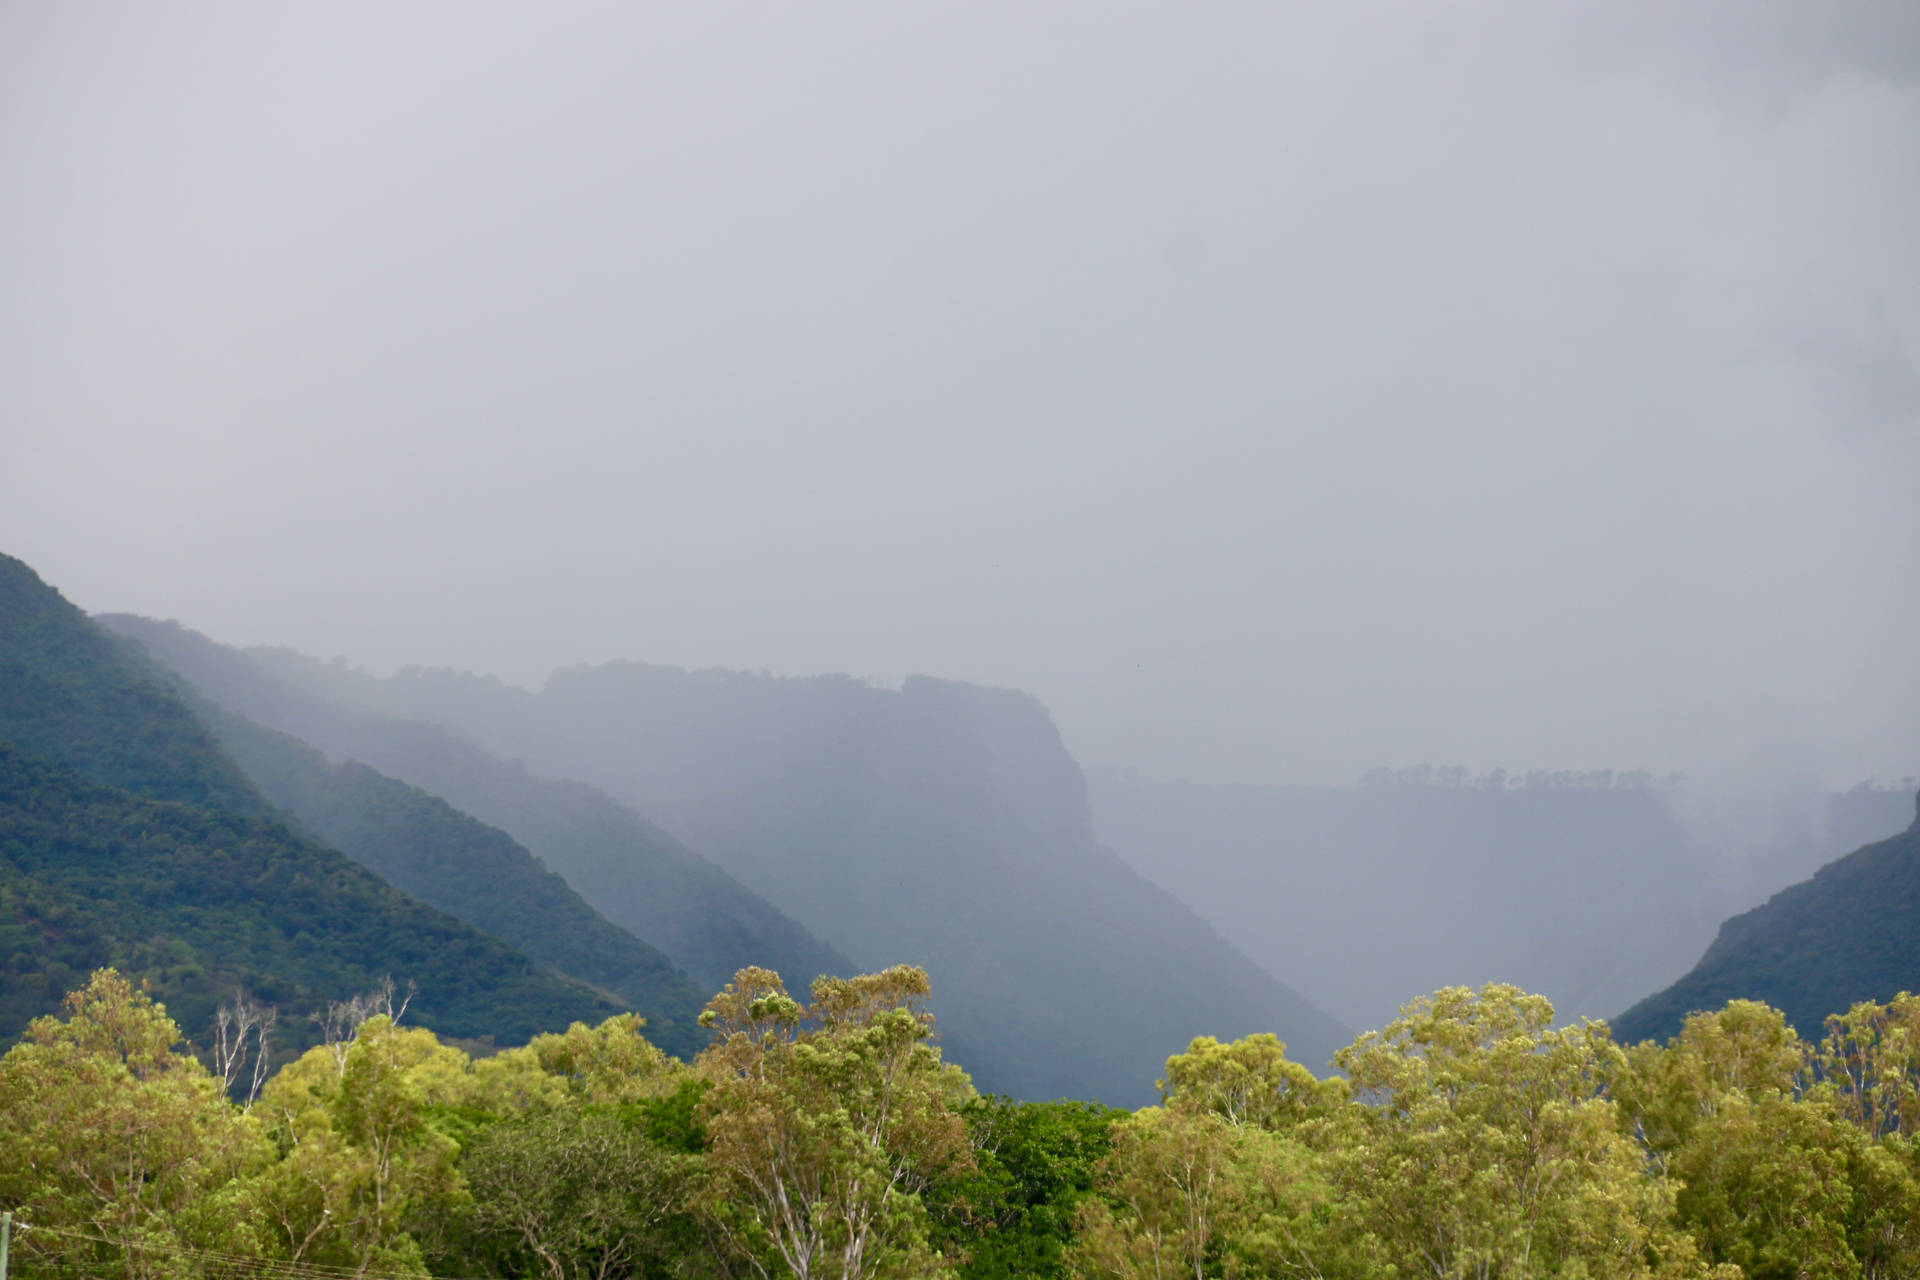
[[233, 653, 1351, 1104], [1612, 796, 1920, 1045]]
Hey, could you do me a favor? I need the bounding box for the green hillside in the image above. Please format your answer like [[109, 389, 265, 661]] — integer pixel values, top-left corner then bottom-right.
[[101, 614, 855, 993], [1612, 797, 1920, 1044], [0, 552, 635, 1051], [0, 742, 624, 1046], [0, 552, 264, 816], [201, 704, 707, 1056]]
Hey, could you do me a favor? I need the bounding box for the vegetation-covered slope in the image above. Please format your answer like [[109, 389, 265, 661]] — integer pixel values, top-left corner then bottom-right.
[[0, 552, 265, 816], [199, 706, 707, 1056], [0, 742, 625, 1046], [214, 651, 1353, 1104], [0, 552, 639, 1050], [102, 615, 856, 995], [1612, 797, 1920, 1044]]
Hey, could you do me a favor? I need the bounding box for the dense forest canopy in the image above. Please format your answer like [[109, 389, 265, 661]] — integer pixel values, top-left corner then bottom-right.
[[5, 966, 1920, 1280]]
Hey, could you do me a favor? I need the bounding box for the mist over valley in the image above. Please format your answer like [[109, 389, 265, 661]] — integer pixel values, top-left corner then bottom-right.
[[4, 3, 1918, 1275]]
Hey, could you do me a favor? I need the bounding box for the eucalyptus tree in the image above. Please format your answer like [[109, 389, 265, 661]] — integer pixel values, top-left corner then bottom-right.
[[693, 965, 975, 1280], [1323, 984, 1717, 1280], [0, 970, 270, 1280], [1074, 1034, 1343, 1280], [253, 1013, 468, 1275]]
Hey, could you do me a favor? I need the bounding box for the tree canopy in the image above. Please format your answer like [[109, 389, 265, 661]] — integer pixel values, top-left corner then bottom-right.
[[10, 969, 1919, 1280]]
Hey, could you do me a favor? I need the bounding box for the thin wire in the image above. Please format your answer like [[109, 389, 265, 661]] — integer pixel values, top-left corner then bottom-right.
[[26, 1239, 433, 1280], [16, 1221, 495, 1280]]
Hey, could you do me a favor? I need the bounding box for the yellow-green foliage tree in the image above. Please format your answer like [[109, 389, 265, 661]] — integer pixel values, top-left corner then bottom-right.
[[1616, 996, 1920, 1280], [1157, 1033, 1339, 1132], [464, 1010, 681, 1115], [694, 965, 975, 1280], [1615, 1001, 1851, 1279], [0, 970, 270, 1280], [252, 1013, 470, 1275], [453, 1011, 704, 1280], [1819, 992, 1920, 1141], [458, 1104, 698, 1280], [1073, 1034, 1342, 1280], [1613, 994, 1920, 1280], [12, 966, 1920, 1280], [1815, 993, 1920, 1277], [1072, 1105, 1245, 1280], [1324, 984, 1717, 1279]]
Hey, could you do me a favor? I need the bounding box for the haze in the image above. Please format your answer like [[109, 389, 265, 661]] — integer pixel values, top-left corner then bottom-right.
[[4, 1, 1916, 789]]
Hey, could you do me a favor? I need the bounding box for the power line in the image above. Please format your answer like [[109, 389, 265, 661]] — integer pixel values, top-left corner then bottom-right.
[[12, 1222, 496, 1280]]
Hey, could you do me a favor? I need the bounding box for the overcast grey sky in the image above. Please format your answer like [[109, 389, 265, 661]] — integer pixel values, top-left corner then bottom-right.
[[4, 1, 1916, 787]]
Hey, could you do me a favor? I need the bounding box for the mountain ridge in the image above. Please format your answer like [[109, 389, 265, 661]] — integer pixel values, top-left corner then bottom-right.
[[0, 553, 630, 1050], [1612, 794, 1920, 1044], [99, 615, 858, 997], [1086, 764, 1918, 1034], [0, 552, 265, 817], [216, 647, 1354, 1104], [188, 702, 708, 1056]]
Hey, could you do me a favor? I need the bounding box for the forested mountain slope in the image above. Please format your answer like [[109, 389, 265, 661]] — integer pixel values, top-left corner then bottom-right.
[[1613, 796, 1920, 1044], [208, 651, 1352, 1105], [0, 744, 627, 1046], [0, 552, 264, 816], [196, 706, 707, 1056], [100, 616, 854, 994], [0, 553, 628, 1049], [1087, 766, 1917, 1034]]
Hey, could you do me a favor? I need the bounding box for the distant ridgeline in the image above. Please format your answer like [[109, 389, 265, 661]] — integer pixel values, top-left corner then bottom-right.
[[1088, 764, 1917, 1037], [1613, 793, 1920, 1045], [1357, 764, 1684, 791], [183, 703, 709, 1053], [99, 613, 857, 1002], [0, 551, 696, 1056], [36, 538, 1912, 1103], [103, 627, 1353, 1106]]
